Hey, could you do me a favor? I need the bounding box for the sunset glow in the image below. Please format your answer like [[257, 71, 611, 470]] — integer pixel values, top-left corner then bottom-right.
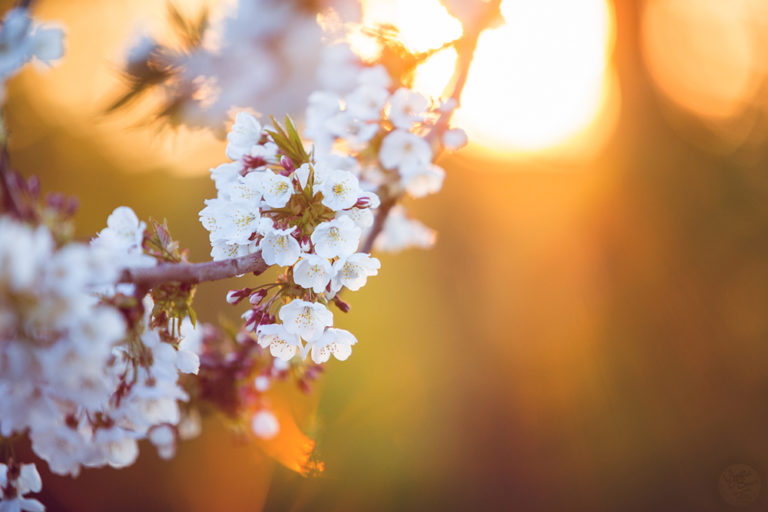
[[361, 0, 617, 155]]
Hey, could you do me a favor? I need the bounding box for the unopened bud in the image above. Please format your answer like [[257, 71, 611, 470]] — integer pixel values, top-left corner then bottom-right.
[[226, 287, 252, 305], [26, 176, 40, 198], [243, 155, 267, 170], [64, 196, 79, 216], [46, 192, 64, 209], [249, 288, 268, 305], [300, 235, 311, 252], [333, 296, 351, 313], [280, 155, 295, 172]]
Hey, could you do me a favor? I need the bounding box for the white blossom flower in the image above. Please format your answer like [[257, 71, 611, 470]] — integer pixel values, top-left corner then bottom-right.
[[175, 318, 202, 375], [98, 206, 145, 249], [226, 201, 263, 244], [357, 64, 391, 89], [278, 299, 333, 342], [331, 253, 381, 292], [307, 90, 341, 119], [373, 205, 437, 252], [251, 410, 279, 439], [310, 216, 361, 259], [226, 111, 262, 161], [224, 177, 261, 203], [326, 112, 379, 151], [210, 241, 253, 261], [346, 84, 389, 121], [248, 141, 280, 164], [0, 8, 64, 82], [259, 171, 293, 208], [310, 328, 357, 363], [319, 170, 361, 211], [210, 162, 242, 193], [293, 254, 333, 293], [399, 162, 445, 198], [0, 462, 45, 512], [387, 88, 429, 129], [379, 129, 432, 170], [337, 207, 374, 229], [148, 425, 177, 460], [256, 323, 301, 360], [259, 225, 301, 266], [442, 127, 468, 150]]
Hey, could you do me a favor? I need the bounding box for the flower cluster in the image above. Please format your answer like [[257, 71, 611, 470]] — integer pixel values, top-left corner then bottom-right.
[[0, 1, 485, 506], [305, 43, 467, 252], [0, 209, 202, 512], [0, 8, 64, 102], [201, 112, 380, 368], [116, 0, 359, 130]]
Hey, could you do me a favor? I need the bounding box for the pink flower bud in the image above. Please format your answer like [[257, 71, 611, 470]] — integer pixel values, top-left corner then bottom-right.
[[333, 296, 351, 313], [249, 289, 268, 305], [26, 176, 40, 198], [280, 155, 295, 172], [243, 155, 267, 170], [226, 287, 252, 305]]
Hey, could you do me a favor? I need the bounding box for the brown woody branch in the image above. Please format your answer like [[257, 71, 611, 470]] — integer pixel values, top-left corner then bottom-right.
[[118, 251, 268, 288]]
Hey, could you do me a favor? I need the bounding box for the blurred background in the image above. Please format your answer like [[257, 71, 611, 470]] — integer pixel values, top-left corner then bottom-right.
[[4, 0, 768, 510]]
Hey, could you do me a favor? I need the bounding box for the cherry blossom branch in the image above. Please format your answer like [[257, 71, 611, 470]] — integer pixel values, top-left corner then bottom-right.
[[360, 2, 500, 253], [119, 4, 500, 289], [118, 251, 268, 288]]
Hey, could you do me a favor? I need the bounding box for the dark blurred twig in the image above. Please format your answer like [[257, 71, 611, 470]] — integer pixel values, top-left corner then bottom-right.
[[0, 146, 25, 218]]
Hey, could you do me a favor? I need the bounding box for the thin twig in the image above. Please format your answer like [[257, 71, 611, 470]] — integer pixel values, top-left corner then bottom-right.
[[360, 196, 396, 254], [0, 146, 25, 218]]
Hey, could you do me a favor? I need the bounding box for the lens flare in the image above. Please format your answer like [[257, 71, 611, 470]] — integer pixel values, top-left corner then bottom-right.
[[361, 0, 617, 156]]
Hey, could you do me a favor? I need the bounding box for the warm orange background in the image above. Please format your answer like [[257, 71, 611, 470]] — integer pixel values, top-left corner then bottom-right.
[[4, 0, 768, 510]]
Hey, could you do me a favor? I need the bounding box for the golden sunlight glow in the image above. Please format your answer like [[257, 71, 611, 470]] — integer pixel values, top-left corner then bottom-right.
[[641, 0, 766, 121], [362, 0, 617, 155]]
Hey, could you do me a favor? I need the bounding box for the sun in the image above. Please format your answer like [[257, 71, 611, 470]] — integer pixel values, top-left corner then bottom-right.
[[359, 0, 617, 156]]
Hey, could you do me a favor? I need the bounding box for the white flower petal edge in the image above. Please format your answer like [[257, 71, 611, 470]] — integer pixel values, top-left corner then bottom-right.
[[226, 112, 262, 161], [310, 328, 357, 364], [278, 299, 333, 342], [293, 254, 333, 293], [310, 216, 361, 259], [331, 253, 381, 293], [256, 323, 301, 361]]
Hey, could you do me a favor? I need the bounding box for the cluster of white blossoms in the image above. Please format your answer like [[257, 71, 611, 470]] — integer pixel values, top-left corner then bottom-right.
[[0, 8, 64, 102], [201, 112, 381, 366], [121, 0, 359, 130], [0, 211, 202, 511], [305, 43, 467, 253]]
